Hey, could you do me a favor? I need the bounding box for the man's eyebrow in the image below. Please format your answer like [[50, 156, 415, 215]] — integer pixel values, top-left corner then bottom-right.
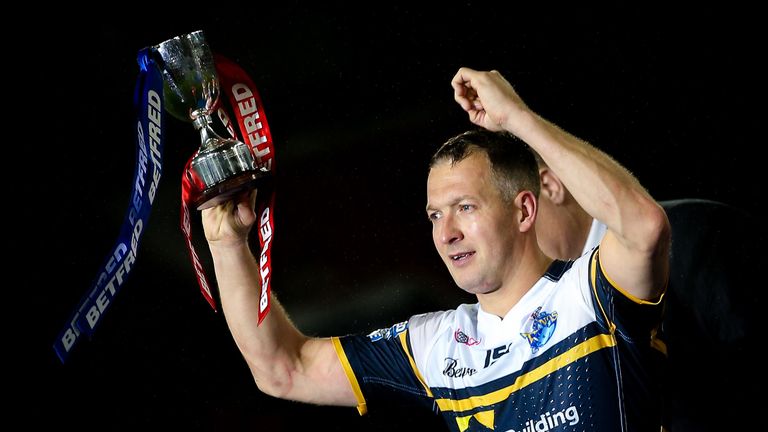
[[426, 195, 474, 212]]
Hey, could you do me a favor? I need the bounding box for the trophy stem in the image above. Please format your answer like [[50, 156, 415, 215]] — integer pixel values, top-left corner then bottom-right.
[[191, 111, 211, 130], [191, 112, 219, 153], [188, 112, 270, 209]]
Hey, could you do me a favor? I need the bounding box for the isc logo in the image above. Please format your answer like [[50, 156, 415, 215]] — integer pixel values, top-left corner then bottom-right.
[[484, 343, 514, 368]]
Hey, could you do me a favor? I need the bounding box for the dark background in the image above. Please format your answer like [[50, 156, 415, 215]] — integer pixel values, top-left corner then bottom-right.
[[30, 6, 760, 431]]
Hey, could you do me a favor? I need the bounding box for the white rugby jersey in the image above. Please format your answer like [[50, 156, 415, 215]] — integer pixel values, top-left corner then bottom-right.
[[333, 249, 666, 432]]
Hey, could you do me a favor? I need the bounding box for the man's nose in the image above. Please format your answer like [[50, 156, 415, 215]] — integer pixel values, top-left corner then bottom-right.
[[439, 215, 463, 245]]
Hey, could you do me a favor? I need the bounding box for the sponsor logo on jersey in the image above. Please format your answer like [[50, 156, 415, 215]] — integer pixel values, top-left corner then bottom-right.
[[519, 306, 558, 353], [442, 357, 477, 378], [507, 405, 580, 432], [367, 321, 408, 342], [454, 328, 481, 346]]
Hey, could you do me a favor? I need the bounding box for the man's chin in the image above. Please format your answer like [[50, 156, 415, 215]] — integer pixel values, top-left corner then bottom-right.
[[456, 279, 500, 296], [456, 280, 484, 295]]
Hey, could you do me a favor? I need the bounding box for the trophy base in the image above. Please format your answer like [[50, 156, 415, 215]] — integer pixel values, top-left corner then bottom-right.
[[194, 168, 271, 210]]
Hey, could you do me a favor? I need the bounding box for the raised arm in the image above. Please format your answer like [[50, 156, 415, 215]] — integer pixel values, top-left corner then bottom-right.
[[202, 191, 356, 406], [452, 67, 670, 300]]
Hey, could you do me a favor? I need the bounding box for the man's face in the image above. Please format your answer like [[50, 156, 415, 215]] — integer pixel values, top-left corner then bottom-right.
[[426, 152, 519, 295]]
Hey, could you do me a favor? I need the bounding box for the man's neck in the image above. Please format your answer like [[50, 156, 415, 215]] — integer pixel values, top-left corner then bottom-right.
[[477, 246, 553, 318]]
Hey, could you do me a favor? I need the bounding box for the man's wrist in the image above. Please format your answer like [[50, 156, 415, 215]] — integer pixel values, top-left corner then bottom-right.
[[208, 240, 251, 257]]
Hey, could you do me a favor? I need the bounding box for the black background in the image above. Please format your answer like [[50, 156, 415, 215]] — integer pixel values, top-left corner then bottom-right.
[[30, 5, 760, 431]]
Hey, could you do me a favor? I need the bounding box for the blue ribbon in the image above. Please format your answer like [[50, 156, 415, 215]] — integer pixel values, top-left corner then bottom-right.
[[53, 49, 164, 363]]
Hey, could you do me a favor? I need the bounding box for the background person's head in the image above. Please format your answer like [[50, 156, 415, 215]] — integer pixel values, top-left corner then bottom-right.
[[533, 153, 593, 260]]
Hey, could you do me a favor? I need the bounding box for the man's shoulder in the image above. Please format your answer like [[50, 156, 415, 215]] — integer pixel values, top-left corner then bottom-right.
[[410, 303, 478, 329], [660, 198, 757, 259], [660, 198, 749, 218], [659, 198, 753, 229], [659, 198, 761, 338]]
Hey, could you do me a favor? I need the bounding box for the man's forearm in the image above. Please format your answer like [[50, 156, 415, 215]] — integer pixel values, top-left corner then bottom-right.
[[209, 243, 306, 395], [512, 111, 669, 299], [511, 111, 664, 249]]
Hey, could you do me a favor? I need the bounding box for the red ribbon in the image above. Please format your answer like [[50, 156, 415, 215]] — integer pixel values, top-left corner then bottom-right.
[[180, 54, 276, 324]]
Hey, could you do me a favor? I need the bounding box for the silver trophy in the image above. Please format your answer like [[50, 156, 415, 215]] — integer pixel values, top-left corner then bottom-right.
[[153, 30, 269, 209]]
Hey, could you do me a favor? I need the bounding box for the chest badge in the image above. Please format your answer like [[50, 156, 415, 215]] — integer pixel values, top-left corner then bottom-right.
[[520, 306, 558, 353]]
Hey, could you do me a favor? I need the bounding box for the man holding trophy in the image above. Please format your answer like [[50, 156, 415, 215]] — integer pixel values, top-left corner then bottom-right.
[[200, 56, 670, 431]]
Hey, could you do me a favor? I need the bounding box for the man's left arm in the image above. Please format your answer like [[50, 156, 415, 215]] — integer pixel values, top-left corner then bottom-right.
[[452, 67, 670, 300]]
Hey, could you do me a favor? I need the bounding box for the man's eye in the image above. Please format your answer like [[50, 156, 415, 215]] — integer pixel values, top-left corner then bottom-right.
[[428, 212, 441, 221], [459, 204, 474, 212]]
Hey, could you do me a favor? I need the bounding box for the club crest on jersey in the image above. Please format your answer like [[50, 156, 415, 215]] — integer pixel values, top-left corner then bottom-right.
[[367, 321, 408, 342], [520, 306, 558, 353], [454, 328, 481, 346]]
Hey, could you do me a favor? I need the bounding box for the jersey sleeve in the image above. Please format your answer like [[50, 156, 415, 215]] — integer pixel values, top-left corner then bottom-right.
[[332, 319, 435, 415], [587, 247, 666, 342]]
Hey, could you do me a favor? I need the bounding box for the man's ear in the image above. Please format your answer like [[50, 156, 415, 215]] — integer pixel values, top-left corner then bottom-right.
[[539, 167, 566, 205], [515, 190, 537, 233]]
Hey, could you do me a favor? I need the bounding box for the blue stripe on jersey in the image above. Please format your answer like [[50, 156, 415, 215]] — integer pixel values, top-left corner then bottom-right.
[[542, 259, 573, 282]]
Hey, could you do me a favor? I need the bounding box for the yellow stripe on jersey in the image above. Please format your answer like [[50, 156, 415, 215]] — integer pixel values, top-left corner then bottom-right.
[[331, 336, 368, 415], [435, 333, 616, 413], [456, 408, 496, 431], [597, 249, 666, 305], [651, 327, 668, 356], [591, 251, 616, 334], [399, 331, 434, 397]]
